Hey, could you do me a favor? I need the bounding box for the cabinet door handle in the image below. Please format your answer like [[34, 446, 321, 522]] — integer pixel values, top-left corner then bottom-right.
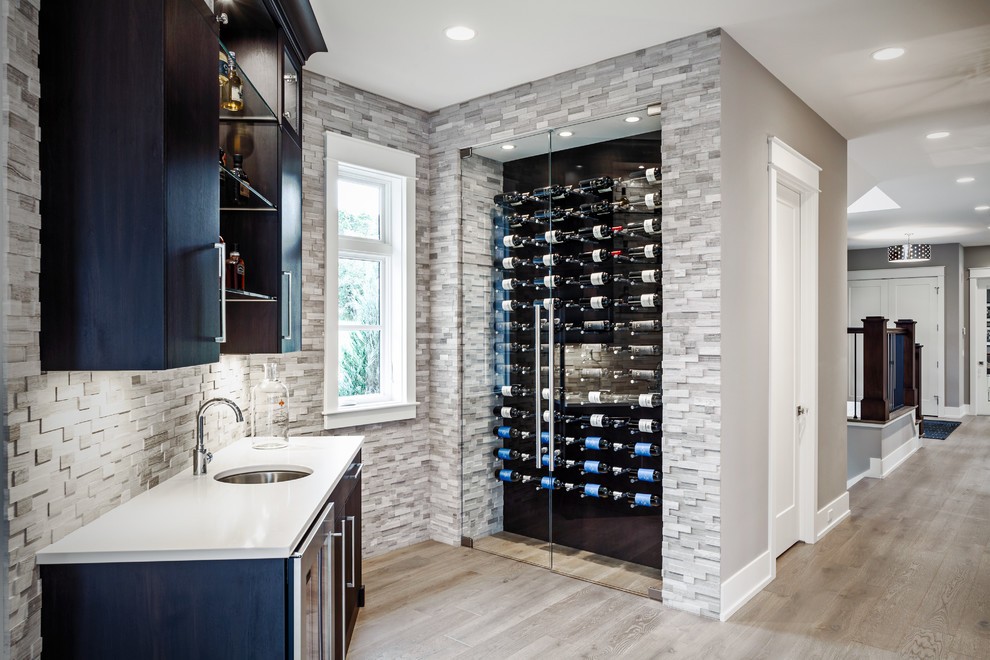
[[335, 524, 347, 659], [343, 462, 362, 479], [282, 270, 292, 340], [214, 243, 227, 343], [346, 515, 356, 588]]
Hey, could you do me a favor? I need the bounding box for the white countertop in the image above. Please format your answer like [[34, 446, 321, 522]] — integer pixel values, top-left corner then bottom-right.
[[36, 435, 363, 565]]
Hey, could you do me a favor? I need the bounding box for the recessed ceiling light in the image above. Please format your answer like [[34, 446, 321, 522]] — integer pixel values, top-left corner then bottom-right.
[[444, 26, 476, 41], [501, 144, 515, 150], [848, 186, 901, 214], [624, 116, 640, 123], [871, 47, 905, 61], [558, 131, 573, 137], [976, 205, 990, 212], [957, 177, 975, 184], [926, 131, 950, 140]]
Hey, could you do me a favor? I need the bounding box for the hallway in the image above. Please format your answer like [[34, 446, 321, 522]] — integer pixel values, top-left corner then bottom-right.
[[350, 416, 990, 658]]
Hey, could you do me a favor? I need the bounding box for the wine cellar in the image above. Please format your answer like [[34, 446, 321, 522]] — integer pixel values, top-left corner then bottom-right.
[[460, 111, 665, 595]]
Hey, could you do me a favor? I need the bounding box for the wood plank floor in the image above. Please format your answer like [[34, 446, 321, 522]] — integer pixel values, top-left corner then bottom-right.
[[349, 416, 990, 659]]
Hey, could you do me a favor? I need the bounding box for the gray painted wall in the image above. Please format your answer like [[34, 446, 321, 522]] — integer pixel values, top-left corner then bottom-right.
[[847, 243, 964, 409], [720, 32, 848, 578], [962, 246, 990, 405]]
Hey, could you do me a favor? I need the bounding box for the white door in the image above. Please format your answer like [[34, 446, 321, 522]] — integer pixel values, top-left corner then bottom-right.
[[976, 286, 990, 415], [771, 184, 803, 558], [888, 277, 940, 415], [847, 280, 887, 410]]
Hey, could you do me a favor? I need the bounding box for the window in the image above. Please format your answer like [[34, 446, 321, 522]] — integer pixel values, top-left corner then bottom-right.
[[324, 132, 417, 427]]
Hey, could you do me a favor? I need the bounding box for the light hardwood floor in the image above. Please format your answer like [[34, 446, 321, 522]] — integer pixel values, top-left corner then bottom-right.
[[349, 416, 990, 659]]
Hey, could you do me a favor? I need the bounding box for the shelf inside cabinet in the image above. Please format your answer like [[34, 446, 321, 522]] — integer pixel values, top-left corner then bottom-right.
[[220, 165, 276, 209], [226, 288, 276, 301], [219, 40, 277, 122]]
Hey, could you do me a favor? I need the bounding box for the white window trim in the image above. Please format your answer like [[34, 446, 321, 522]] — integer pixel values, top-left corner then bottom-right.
[[324, 131, 418, 428]]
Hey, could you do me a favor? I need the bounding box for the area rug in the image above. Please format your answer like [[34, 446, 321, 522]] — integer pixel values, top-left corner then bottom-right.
[[921, 419, 961, 440]]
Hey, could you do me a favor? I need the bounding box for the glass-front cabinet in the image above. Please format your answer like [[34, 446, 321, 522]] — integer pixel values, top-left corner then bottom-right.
[[460, 110, 664, 596]]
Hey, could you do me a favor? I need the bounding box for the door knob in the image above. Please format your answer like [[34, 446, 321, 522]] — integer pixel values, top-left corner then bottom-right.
[[797, 406, 808, 416]]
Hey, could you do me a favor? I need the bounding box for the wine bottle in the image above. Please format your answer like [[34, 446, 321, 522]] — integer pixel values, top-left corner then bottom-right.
[[225, 243, 246, 290], [578, 460, 611, 475], [561, 248, 616, 265], [576, 201, 614, 217], [539, 476, 574, 491], [632, 418, 661, 434], [493, 425, 533, 440], [627, 269, 661, 284], [493, 342, 534, 353], [539, 297, 563, 311], [220, 51, 244, 111], [617, 243, 660, 261], [496, 384, 534, 397], [533, 252, 563, 268], [633, 468, 661, 483], [618, 218, 661, 235], [498, 300, 528, 312], [629, 320, 662, 332], [530, 184, 568, 201], [499, 277, 534, 291], [230, 154, 252, 204], [493, 192, 531, 209], [500, 213, 535, 229], [540, 431, 577, 446], [629, 368, 662, 381], [575, 176, 615, 194], [565, 296, 611, 310], [631, 441, 660, 456], [620, 492, 660, 507], [612, 344, 660, 357], [587, 390, 621, 404], [533, 207, 569, 223], [535, 275, 563, 289], [493, 447, 533, 461], [495, 469, 535, 484], [493, 406, 533, 419], [633, 393, 662, 408], [614, 193, 660, 211], [576, 224, 615, 241], [567, 272, 611, 287], [581, 483, 612, 499], [541, 454, 563, 468], [581, 436, 611, 451], [625, 167, 660, 183], [570, 319, 614, 332], [500, 234, 531, 249], [540, 229, 568, 245], [499, 256, 526, 270], [218, 50, 229, 87], [494, 320, 533, 332], [568, 367, 611, 379], [624, 294, 661, 309]]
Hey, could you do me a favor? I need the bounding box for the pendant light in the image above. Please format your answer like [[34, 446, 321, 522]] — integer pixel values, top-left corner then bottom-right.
[[887, 233, 931, 263]]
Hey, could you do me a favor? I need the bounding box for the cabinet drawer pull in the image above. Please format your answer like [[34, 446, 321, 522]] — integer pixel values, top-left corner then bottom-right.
[[343, 462, 362, 479], [346, 515, 356, 588], [282, 271, 292, 340], [215, 243, 227, 343]]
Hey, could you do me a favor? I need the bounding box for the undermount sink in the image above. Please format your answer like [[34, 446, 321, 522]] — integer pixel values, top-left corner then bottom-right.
[[213, 466, 313, 485]]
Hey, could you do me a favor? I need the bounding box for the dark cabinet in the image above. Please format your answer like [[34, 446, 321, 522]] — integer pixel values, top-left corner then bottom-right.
[[218, 9, 304, 354], [331, 453, 364, 657], [40, 0, 222, 370]]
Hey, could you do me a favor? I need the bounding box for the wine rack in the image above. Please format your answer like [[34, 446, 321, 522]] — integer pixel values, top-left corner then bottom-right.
[[489, 153, 663, 569]]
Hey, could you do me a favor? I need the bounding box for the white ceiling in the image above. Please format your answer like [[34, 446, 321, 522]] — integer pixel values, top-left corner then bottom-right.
[[305, 0, 990, 249]]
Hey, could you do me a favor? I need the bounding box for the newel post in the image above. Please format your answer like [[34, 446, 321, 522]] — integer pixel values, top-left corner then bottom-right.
[[860, 316, 890, 422]]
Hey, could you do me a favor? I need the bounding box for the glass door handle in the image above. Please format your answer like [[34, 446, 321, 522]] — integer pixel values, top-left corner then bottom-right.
[[534, 304, 542, 470]]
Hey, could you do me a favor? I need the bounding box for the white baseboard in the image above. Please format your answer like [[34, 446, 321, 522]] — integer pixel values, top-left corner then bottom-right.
[[815, 491, 850, 541], [720, 548, 773, 622], [847, 470, 872, 490], [875, 435, 920, 478], [940, 405, 969, 419]]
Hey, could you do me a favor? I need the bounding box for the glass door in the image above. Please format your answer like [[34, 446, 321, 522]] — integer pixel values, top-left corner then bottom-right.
[[460, 112, 664, 596]]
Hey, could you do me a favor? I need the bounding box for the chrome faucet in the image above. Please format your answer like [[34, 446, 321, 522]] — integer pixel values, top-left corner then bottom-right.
[[194, 397, 244, 475]]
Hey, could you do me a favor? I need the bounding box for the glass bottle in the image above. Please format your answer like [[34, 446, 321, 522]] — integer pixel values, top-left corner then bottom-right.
[[225, 243, 245, 290], [221, 51, 244, 111], [230, 154, 251, 204], [251, 362, 289, 449]]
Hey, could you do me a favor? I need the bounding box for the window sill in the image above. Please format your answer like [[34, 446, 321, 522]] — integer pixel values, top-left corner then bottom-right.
[[323, 401, 419, 429]]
